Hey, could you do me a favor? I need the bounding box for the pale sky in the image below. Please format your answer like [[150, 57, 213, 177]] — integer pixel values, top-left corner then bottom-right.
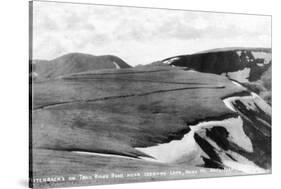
[[32, 1, 271, 66]]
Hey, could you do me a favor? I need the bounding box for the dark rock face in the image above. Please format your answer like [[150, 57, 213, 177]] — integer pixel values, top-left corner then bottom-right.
[[241, 65, 272, 105], [231, 99, 271, 169], [194, 133, 224, 169], [167, 51, 243, 74], [248, 61, 271, 82], [163, 48, 271, 82], [206, 127, 230, 151]]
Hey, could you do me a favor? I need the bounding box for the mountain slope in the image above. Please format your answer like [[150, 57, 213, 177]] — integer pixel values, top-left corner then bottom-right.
[[32, 53, 131, 80], [31, 66, 271, 188], [159, 47, 272, 105], [162, 47, 271, 82]]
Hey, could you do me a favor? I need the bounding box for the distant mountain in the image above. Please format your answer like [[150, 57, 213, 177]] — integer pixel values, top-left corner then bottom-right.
[[31, 53, 131, 80]]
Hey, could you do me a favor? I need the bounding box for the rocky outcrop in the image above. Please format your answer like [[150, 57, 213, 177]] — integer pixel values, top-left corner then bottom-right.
[[241, 65, 272, 105]]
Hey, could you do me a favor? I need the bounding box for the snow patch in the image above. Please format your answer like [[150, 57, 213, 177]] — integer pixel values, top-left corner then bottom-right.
[[236, 51, 242, 56], [187, 69, 196, 72], [227, 68, 250, 82], [136, 128, 199, 163], [136, 116, 253, 163], [162, 57, 180, 64], [251, 52, 271, 64], [223, 92, 271, 117], [231, 81, 244, 88], [112, 61, 121, 69]]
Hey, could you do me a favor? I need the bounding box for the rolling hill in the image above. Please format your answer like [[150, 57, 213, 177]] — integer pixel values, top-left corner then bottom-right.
[[31, 53, 131, 80]]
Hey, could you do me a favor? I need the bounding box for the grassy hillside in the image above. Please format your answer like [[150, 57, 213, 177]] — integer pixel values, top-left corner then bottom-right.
[[31, 67, 244, 169], [30, 65, 272, 188], [32, 53, 131, 80]]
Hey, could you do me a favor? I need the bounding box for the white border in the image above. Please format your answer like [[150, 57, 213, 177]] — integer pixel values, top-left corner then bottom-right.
[[0, 0, 279, 189]]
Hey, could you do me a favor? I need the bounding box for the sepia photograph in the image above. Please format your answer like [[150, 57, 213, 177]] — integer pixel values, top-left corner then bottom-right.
[[29, 1, 272, 188]]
